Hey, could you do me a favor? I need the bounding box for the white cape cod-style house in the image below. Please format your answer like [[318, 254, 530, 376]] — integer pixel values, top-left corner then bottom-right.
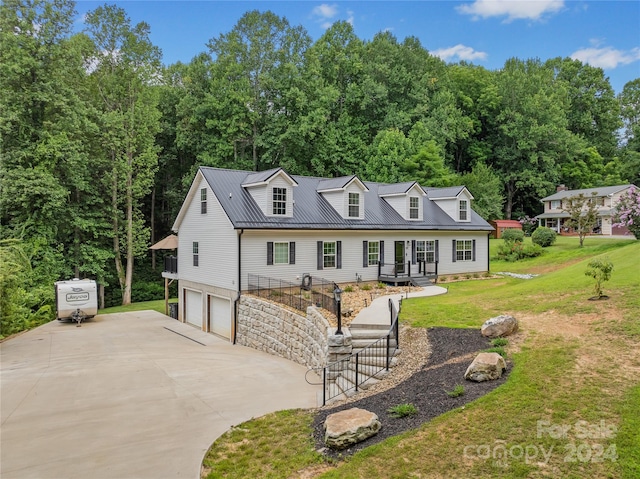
[[168, 166, 494, 340], [536, 184, 636, 236]]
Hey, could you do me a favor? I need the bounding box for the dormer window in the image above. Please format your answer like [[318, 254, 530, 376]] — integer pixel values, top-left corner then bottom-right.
[[348, 193, 360, 218], [409, 197, 419, 219], [200, 188, 207, 214], [459, 200, 469, 221], [272, 187, 287, 215]]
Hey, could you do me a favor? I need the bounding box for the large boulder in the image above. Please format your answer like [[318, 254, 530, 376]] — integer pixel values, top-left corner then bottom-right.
[[324, 407, 381, 449], [464, 352, 506, 382], [481, 314, 518, 338]]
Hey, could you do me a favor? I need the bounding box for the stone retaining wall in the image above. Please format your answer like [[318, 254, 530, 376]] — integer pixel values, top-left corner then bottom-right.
[[236, 295, 332, 369]]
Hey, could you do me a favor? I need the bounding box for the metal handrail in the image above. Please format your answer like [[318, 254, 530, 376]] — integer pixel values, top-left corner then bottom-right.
[[308, 297, 402, 405]]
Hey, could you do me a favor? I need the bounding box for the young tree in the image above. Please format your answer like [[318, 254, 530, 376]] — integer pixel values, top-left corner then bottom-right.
[[85, 5, 162, 305], [612, 186, 640, 239], [584, 257, 613, 299], [563, 193, 600, 247]]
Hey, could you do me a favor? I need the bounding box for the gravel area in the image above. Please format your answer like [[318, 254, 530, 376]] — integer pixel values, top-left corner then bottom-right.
[[313, 327, 510, 458]]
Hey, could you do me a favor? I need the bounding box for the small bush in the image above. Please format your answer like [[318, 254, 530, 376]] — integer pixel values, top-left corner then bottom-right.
[[447, 385, 465, 398], [501, 228, 525, 243], [377, 282, 386, 289], [360, 284, 372, 291], [343, 285, 354, 293], [531, 227, 557, 247], [484, 346, 507, 358], [585, 257, 614, 298], [495, 241, 542, 262], [491, 338, 509, 347], [522, 243, 543, 258], [387, 403, 418, 418]]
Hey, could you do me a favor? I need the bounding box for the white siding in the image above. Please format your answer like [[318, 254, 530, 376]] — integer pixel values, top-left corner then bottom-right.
[[344, 183, 365, 219], [383, 196, 406, 219], [245, 175, 294, 217], [177, 175, 238, 291], [246, 185, 267, 215], [321, 190, 343, 217], [240, 230, 489, 286]]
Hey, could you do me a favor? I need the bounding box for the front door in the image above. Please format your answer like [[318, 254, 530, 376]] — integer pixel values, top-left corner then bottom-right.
[[394, 241, 405, 274]]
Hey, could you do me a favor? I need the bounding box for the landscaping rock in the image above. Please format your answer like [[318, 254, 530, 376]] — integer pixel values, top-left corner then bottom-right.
[[481, 314, 518, 338], [464, 352, 506, 382], [324, 407, 381, 449]]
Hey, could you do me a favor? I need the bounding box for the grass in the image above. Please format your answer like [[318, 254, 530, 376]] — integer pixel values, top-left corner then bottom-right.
[[387, 403, 418, 418], [446, 385, 465, 398], [201, 238, 640, 478], [99, 298, 177, 316]]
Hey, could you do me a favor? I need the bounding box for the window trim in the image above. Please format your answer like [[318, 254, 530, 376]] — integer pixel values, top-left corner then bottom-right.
[[455, 239, 473, 262], [323, 241, 337, 269], [273, 242, 290, 265], [192, 241, 199, 267], [200, 188, 207, 214], [368, 240, 380, 266], [348, 192, 360, 218], [272, 187, 287, 216], [409, 196, 420, 220], [459, 199, 469, 221]]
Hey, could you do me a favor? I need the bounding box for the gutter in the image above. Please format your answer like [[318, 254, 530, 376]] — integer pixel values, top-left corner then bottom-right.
[[487, 233, 491, 273], [233, 228, 244, 345]]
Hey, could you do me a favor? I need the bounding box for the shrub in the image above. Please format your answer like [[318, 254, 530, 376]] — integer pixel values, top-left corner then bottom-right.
[[531, 227, 557, 247], [387, 403, 418, 418], [495, 241, 542, 262], [501, 228, 525, 243], [343, 285, 354, 293], [360, 283, 372, 291], [484, 346, 507, 358], [491, 338, 509, 347], [447, 385, 465, 398], [585, 257, 614, 298]]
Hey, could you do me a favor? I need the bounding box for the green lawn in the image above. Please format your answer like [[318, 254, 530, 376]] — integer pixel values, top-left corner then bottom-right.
[[99, 298, 177, 316], [200, 239, 640, 479]]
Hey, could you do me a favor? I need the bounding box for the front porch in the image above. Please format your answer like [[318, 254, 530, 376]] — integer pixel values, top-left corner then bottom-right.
[[377, 260, 438, 286]]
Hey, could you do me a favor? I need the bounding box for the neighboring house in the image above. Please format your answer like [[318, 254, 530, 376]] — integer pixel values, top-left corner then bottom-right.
[[536, 184, 636, 236], [489, 220, 523, 239], [167, 167, 494, 340]]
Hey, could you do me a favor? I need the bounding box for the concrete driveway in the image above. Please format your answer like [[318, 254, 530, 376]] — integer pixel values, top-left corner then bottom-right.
[[1, 311, 320, 479]]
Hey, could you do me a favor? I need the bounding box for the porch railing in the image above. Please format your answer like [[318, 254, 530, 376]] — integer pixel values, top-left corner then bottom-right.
[[163, 255, 178, 274]]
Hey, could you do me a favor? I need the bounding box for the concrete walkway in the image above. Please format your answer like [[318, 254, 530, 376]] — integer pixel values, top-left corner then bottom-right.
[[350, 285, 448, 327], [0, 311, 319, 479]]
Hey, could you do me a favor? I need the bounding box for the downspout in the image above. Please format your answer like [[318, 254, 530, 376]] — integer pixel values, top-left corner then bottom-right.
[[233, 229, 244, 344]]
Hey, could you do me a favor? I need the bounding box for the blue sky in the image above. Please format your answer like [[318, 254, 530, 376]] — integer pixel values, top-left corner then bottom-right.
[[74, 1, 640, 93]]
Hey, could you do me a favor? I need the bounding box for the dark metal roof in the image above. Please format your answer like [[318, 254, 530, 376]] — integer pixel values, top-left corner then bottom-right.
[[424, 186, 466, 199], [317, 175, 357, 191], [200, 167, 493, 231], [378, 181, 418, 196]]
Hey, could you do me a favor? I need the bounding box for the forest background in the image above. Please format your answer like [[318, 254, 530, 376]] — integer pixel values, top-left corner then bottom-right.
[[1, 0, 638, 336]]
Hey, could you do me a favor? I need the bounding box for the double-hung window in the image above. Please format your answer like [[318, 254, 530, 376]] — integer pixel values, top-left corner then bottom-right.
[[192, 242, 199, 267], [323, 241, 336, 268], [550, 200, 561, 210], [272, 187, 287, 215], [200, 188, 207, 214], [274, 242, 289, 265], [368, 241, 379, 265], [459, 200, 468, 221], [409, 197, 419, 219], [456, 240, 473, 261], [348, 192, 360, 218]]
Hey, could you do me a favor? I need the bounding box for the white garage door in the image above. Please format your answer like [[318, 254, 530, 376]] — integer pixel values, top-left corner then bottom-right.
[[209, 296, 231, 339], [185, 290, 203, 328]]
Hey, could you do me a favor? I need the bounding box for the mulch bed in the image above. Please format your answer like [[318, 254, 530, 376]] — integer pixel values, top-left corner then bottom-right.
[[312, 327, 511, 458]]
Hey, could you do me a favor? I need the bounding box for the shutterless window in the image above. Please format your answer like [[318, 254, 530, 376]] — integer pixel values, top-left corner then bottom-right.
[[193, 242, 199, 267], [200, 188, 207, 214], [368, 241, 379, 265], [272, 187, 287, 215], [323, 241, 336, 268], [274, 242, 289, 264], [550, 200, 561, 210], [459, 200, 468, 221], [409, 197, 419, 219], [348, 192, 360, 218], [456, 240, 472, 261]]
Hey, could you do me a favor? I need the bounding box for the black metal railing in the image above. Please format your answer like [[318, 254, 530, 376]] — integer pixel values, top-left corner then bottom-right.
[[307, 297, 402, 405], [164, 256, 178, 274], [246, 274, 337, 316], [377, 261, 438, 279]]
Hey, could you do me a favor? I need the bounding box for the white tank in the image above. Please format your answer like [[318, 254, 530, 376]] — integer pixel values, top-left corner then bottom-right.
[[55, 278, 98, 322]]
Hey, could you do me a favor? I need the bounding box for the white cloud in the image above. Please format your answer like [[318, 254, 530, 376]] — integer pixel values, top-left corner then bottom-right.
[[432, 44, 488, 62], [457, 0, 564, 22], [346, 9, 354, 26], [312, 4, 338, 20], [571, 46, 640, 69]]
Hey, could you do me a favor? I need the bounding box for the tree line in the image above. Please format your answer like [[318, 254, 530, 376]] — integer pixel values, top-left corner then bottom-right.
[[1, 1, 639, 334]]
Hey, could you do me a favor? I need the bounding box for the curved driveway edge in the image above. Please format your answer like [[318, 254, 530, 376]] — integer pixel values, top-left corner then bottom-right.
[[1, 311, 320, 479]]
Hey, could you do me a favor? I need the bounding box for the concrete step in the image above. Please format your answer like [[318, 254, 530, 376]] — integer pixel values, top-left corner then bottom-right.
[[349, 328, 391, 339], [348, 355, 399, 368], [335, 375, 358, 397], [348, 322, 392, 331], [339, 369, 380, 390], [352, 344, 399, 356]]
